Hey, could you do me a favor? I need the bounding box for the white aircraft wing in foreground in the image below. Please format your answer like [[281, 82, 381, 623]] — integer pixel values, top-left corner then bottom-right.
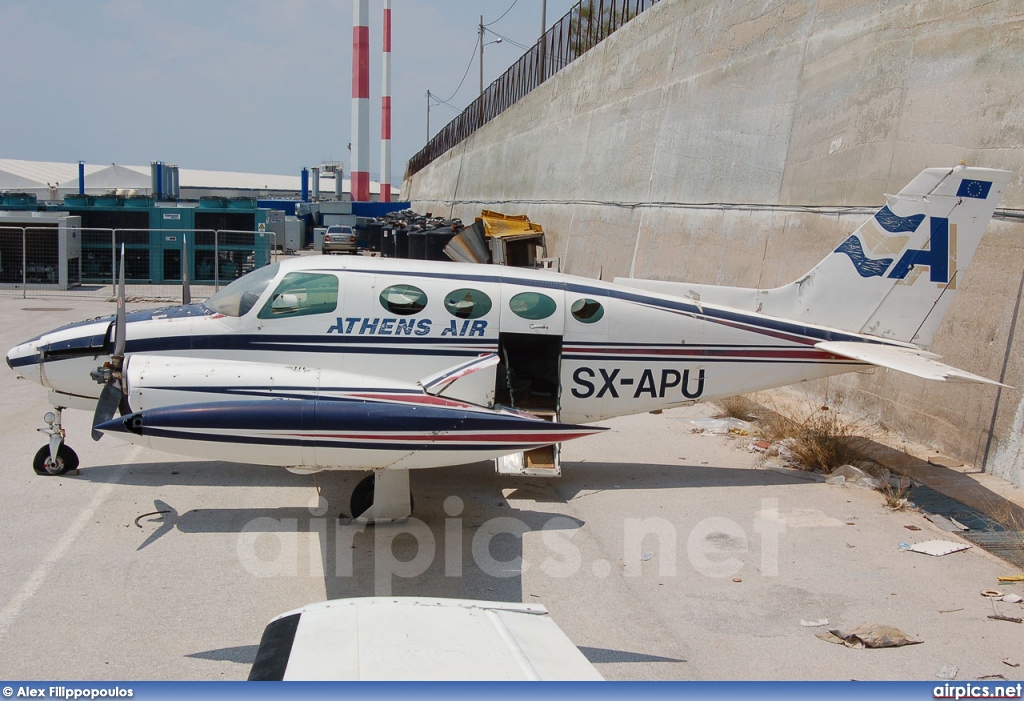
[[247, 597, 603, 681]]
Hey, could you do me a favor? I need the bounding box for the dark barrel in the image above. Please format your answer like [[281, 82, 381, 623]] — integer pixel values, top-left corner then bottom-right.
[[407, 230, 427, 260]]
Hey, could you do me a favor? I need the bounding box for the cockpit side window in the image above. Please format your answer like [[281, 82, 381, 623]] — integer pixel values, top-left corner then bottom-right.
[[204, 263, 280, 317], [257, 272, 339, 319]]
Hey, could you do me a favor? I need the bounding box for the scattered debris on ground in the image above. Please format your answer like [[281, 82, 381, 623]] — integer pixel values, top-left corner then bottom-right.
[[688, 418, 752, 436], [906, 540, 972, 557], [816, 624, 923, 649], [925, 513, 970, 532], [800, 618, 829, 627]]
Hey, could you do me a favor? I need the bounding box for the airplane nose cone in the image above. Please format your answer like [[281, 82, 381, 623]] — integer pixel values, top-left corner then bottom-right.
[[6, 341, 40, 381]]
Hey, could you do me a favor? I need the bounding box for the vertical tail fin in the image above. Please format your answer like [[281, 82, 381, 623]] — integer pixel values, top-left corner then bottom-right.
[[759, 165, 1012, 347]]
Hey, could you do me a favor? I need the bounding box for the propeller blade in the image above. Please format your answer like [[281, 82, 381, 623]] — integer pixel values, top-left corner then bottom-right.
[[182, 233, 191, 305], [91, 381, 122, 441], [114, 243, 126, 358]]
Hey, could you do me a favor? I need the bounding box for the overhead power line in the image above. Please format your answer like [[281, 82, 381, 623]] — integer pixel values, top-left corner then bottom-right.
[[484, 28, 530, 52], [484, 0, 520, 27], [434, 35, 480, 105]]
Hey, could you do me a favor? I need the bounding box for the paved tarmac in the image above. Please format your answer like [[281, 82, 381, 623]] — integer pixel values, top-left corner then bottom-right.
[[0, 294, 1022, 681]]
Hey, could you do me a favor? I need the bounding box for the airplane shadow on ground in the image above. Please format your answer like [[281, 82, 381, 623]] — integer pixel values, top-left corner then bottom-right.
[[69, 461, 301, 488], [81, 457, 811, 596], [84, 458, 790, 670]]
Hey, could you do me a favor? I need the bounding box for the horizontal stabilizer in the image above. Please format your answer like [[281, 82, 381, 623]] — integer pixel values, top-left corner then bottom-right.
[[815, 341, 1009, 387]]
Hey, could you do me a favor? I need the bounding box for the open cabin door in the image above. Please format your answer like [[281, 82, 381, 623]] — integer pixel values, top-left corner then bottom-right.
[[494, 285, 564, 477]]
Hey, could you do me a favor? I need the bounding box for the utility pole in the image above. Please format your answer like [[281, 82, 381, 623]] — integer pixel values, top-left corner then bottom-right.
[[426, 90, 431, 143], [479, 15, 484, 98], [539, 0, 547, 84]]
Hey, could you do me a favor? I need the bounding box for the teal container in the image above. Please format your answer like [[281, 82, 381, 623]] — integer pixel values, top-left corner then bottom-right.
[[228, 196, 256, 209], [63, 194, 93, 207], [94, 194, 123, 207], [4, 192, 37, 207], [199, 196, 228, 209], [124, 195, 154, 208]]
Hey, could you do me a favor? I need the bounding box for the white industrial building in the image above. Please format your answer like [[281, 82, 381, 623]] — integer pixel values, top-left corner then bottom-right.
[[0, 159, 398, 202]]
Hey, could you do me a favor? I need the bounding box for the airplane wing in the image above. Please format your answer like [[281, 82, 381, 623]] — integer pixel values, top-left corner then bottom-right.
[[815, 341, 1009, 387], [248, 597, 603, 681]]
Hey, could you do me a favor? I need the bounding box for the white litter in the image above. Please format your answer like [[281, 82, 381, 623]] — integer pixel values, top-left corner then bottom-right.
[[688, 418, 752, 435], [907, 540, 972, 557], [828, 464, 883, 489], [800, 618, 829, 627]]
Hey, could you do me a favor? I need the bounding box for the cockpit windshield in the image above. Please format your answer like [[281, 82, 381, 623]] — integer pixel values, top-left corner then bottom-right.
[[203, 263, 280, 317]]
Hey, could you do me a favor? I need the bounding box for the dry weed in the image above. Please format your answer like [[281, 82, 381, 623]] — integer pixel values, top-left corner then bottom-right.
[[759, 393, 871, 474], [990, 502, 1024, 574], [878, 476, 913, 511], [714, 395, 760, 422]]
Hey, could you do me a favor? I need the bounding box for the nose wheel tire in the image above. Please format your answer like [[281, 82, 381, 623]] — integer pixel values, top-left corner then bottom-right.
[[349, 475, 376, 518], [33, 444, 79, 476]]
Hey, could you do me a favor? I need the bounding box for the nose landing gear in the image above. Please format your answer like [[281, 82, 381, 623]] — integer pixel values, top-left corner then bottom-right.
[[33, 408, 79, 476], [350, 470, 413, 522]]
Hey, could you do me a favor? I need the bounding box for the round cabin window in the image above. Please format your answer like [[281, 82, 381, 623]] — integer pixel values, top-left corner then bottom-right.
[[509, 291, 556, 320], [379, 284, 428, 316], [444, 288, 493, 319], [570, 298, 604, 323]]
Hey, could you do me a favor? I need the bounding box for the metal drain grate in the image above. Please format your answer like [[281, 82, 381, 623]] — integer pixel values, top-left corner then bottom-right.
[[909, 485, 1024, 570]]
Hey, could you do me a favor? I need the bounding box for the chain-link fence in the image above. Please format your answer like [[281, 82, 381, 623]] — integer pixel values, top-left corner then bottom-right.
[[0, 227, 277, 302]]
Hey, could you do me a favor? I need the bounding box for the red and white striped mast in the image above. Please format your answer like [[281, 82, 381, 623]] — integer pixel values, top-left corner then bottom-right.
[[380, 0, 392, 202], [351, 0, 370, 201]]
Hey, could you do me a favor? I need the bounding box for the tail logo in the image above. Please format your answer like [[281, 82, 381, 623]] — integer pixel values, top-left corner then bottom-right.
[[835, 192, 975, 288], [836, 218, 956, 286]]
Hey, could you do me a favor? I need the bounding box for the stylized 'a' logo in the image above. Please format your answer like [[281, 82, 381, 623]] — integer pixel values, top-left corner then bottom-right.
[[835, 217, 954, 286], [887, 217, 951, 285]]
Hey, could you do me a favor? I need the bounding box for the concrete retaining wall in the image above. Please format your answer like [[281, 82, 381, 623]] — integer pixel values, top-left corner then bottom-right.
[[403, 0, 1024, 488]]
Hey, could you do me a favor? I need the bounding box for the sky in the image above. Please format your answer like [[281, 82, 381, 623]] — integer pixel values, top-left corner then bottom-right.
[[2, 0, 580, 187]]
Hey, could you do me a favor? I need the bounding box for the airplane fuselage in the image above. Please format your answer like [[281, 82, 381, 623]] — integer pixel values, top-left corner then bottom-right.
[[7, 255, 870, 429]]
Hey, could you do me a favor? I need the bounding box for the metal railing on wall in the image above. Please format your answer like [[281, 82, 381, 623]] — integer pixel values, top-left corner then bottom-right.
[[408, 0, 661, 178], [0, 226, 277, 302]]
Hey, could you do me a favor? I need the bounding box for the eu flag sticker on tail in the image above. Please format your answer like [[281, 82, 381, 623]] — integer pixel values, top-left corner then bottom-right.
[[956, 179, 992, 199]]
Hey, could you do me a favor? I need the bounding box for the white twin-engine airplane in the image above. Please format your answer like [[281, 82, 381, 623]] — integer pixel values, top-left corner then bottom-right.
[[5, 166, 1012, 521]]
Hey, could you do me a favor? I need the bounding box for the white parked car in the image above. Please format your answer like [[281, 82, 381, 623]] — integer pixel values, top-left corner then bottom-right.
[[322, 225, 357, 254]]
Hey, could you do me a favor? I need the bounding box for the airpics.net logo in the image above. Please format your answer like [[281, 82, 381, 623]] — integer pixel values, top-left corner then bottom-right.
[[232, 497, 789, 595], [933, 683, 1023, 699]]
